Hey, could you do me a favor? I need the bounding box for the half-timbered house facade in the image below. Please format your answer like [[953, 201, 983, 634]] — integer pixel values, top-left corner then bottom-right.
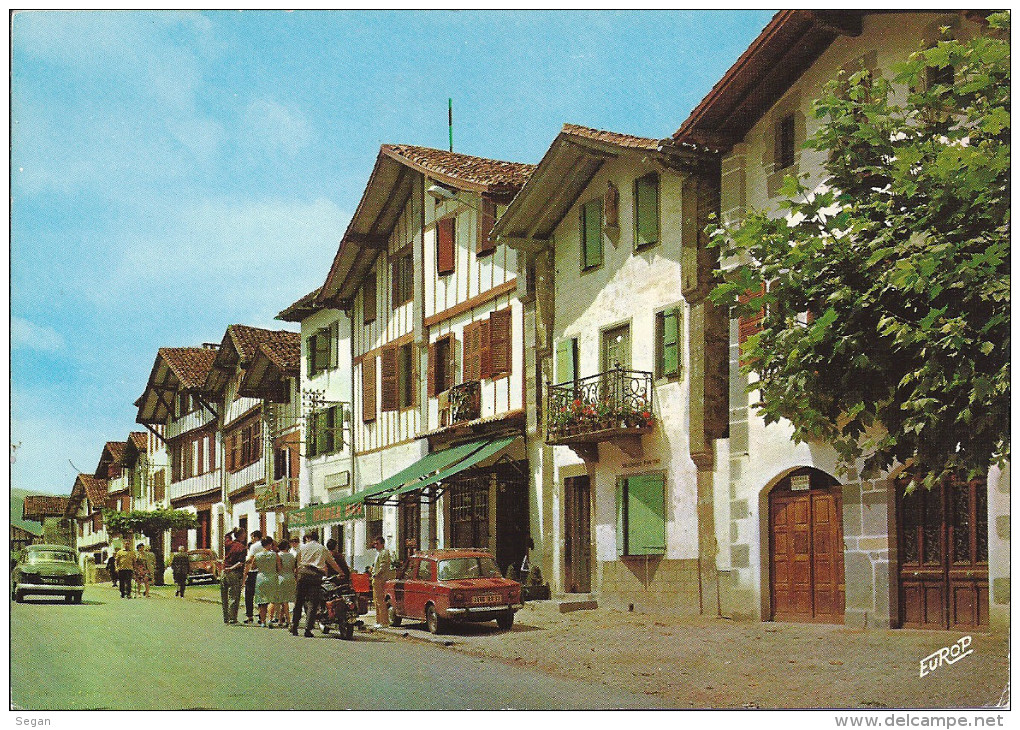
[[493, 124, 725, 611]]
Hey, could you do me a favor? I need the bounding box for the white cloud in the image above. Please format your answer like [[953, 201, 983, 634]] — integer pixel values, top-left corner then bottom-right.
[[241, 98, 314, 157], [11, 316, 65, 352]]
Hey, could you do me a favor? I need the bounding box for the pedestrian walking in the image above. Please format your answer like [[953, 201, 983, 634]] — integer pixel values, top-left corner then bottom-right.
[[114, 543, 136, 599], [106, 554, 117, 587], [134, 543, 154, 597], [243, 530, 262, 624], [220, 532, 247, 624], [243, 536, 280, 627], [170, 546, 190, 597], [291, 532, 345, 638], [370, 535, 392, 628], [275, 539, 297, 627]]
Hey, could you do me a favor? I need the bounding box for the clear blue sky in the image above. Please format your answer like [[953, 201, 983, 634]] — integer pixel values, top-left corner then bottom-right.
[[11, 9, 775, 495]]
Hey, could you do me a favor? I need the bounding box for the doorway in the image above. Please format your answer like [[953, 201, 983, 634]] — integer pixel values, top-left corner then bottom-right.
[[769, 468, 845, 623], [897, 478, 988, 629], [564, 475, 592, 593]]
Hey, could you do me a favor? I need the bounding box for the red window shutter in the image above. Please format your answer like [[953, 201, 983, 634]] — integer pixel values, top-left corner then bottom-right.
[[381, 347, 398, 412], [604, 181, 619, 228], [196, 436, 204, 475], [446, 334, 458, 390], [364, 274, 377, 324], [427, 342, 437, 398], [479, 320, 492, 380], [477, 197, 497, 255], [362, 357, 377, 422], [437, 217, 456, 275], [489, 308, 512, 376], [208, 433, 215, 471], [738, 286, 765, 346]]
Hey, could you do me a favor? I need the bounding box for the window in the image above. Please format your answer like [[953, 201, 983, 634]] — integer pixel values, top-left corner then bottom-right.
[[391, 249, 414, 307], [226, 419, 262, 472], [477, 196, 497, 256], [306, 405, 342, 458], [777, 114, 796, 170], [398, 342, 415, 409], [175, 392, 197, 418], [437, 217, 456, 275], [363, 272, 377, 325], [170, 430, 215, 482], [601, 323, 631, 371], [362, 356, 377, 422], [656, 306, 682, 379], [308, 322, 339, 377], [381, 346, 398, 412], [555, 337, 578, 384], [428, 334, 456, 396], [616, 473, 666, 556], [634, 173, 660, 248], [489, 308, 512, 377], [580, 198, 603, 270]]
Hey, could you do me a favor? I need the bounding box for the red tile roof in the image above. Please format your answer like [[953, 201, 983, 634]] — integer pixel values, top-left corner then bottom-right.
[[561, 123, 660, 151], [258, 337, 301, 376], [381, 144, 536, 194], [22, 495, 71, 520], [159, 347, 219, 389], [103, 441, 126, 465], [225, 325, 300, 365], [128, 431, 148, 452], [277, 288, 321, 322], [75, 474, 109, 507]]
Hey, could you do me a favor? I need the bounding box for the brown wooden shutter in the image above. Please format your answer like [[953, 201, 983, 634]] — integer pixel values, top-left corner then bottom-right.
[[381, 347, 398, 412], [489, 308, 512, 376], [437, 217, 456, 275], [738, 286, 765, 345], [364, 273, 377, 324], [208, 433, 215, 471], [480, 319, 492, 379], [464, 322, 480, 382], [477, 197, 497, 255], [427, 342, 437, 398], [363, 356, 377, 422], [604, 181, 619, 228]]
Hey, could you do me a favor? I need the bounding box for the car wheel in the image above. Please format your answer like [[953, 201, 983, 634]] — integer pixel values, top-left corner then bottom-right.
[[65, 594, 74, 604], [496, 610, 514, 631], [388, 604, 402, 627], [14, 591, 24, 603], [73, 593, 83, 604], [425, 604, 446, 635], [321, 623, 330, 634]]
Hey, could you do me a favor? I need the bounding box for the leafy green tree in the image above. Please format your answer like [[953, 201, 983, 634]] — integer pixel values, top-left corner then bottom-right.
[[104, 508, 198, 585], [710, 13, 1009, 491]]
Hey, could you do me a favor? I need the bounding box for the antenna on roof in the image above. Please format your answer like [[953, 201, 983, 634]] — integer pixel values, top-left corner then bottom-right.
[[448, 98, 453, 152]]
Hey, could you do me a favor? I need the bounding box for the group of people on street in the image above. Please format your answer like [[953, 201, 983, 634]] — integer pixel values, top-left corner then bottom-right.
[[108, 542, 156, 599], [217, 529, 392, 638]]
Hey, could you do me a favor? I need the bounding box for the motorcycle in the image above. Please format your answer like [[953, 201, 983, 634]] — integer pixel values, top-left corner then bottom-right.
[[317, 575, 361, 640]]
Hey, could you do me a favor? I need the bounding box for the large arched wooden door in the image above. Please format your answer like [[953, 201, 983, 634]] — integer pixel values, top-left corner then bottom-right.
[[897, 478, 988, 629], [769, 468, 845, 623]]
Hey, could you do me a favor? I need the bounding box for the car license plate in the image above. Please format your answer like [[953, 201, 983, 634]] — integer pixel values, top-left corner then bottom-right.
[[471, 594, 501, 605], [42, 577, 60, 584]]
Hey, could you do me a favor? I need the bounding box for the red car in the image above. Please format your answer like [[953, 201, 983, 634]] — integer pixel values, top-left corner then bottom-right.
[[384, 549, 521, 634], [187, 549, 221, 584]]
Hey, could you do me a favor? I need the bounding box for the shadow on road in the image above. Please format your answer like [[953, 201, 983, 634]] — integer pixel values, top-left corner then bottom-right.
[[13, 598, 105, 606]]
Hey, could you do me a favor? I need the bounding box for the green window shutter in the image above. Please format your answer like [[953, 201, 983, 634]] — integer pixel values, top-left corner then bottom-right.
[[635, 174, 659, 248], [315, 410, 329, 456], [626, 474, 666, 555], [555, 338, 576, 384], [329, 321, 340, 369], [582, 199, 603, 269], [306, 334, 316, 377], [615, 478, 625, 556], [661, 307, 680, 378]]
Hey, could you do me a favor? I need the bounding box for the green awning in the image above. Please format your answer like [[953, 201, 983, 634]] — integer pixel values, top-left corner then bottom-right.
[[387, 436, 517, 499], [286, 436, 517, 529]]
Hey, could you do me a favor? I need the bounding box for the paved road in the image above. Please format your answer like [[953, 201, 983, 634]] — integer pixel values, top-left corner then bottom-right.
[[11, 586, 660, 710]]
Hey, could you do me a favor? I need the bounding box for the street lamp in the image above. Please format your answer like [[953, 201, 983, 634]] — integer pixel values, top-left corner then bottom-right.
[[426, 184, 480, 211]]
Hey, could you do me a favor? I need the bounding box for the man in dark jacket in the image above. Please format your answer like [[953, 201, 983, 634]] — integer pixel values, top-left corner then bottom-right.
[[170, 547, 190, 597]]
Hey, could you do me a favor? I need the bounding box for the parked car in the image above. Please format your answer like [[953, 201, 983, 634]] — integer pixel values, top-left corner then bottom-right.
[[384, 548, 521, 634], [187, 549, 220, 584], [11, 544, 85, 604]]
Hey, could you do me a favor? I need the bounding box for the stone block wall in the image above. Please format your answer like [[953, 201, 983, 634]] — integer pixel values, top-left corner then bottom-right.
[[596, 558, 701, 615], [840, 478, 894, 629]]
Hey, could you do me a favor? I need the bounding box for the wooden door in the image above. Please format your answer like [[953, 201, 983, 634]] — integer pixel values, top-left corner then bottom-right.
[[898, 479, 988, 629], [769, 471, 845, 623], [601, 324, 631, 371], [564, 476, 592, 593]]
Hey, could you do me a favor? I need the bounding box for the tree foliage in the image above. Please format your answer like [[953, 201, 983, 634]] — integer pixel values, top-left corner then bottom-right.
[[710, 13, 1010, 490], [103, 507, 198, 538]]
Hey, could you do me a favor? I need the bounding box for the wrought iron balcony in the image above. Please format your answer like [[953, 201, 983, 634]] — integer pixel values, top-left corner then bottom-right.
[[546, 368, 654, 459], [440, 380, 481, 427]]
